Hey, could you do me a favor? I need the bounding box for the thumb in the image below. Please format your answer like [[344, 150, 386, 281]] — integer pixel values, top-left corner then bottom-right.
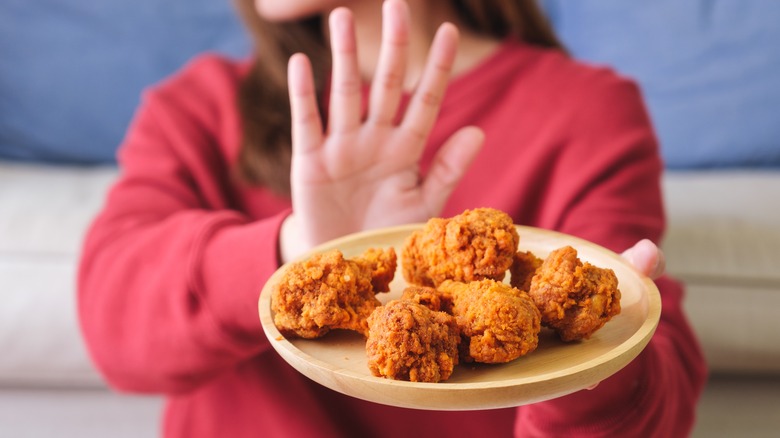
[[421, 126, 484, 214], [621, 239, 666, 279]]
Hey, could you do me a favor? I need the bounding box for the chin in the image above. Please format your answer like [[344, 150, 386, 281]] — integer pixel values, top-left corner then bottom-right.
[[253, 0, 335, 22]]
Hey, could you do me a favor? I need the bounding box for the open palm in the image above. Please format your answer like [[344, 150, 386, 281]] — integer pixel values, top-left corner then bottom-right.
[[285, 0, 483, 255]]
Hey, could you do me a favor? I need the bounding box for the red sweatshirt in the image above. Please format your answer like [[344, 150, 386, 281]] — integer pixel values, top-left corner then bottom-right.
[[78, 40, 706, 437]]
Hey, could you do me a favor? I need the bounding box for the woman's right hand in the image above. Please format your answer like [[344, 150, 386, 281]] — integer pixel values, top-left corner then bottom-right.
[[280, 0, 484, 262]]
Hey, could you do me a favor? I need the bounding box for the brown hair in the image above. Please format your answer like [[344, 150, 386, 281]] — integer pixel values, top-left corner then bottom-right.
[[232, 0, 564, 195]]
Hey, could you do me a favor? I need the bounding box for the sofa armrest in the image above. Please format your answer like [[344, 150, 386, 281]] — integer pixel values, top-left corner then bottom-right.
[[0, 161, 118, 387], [662, 169, 780, 374]]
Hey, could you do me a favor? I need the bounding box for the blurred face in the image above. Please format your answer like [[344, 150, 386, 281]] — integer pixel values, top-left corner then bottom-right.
[[254, 0, 352, 21]]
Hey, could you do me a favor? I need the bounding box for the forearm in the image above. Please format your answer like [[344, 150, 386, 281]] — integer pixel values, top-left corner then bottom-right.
[[78, 209, 287, 394]]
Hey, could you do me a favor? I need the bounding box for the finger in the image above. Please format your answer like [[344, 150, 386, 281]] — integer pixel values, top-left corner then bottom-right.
[[622, 239, 666, 279], [328, 7, 362, 133], [400, 22, 458, 146], [288, 53, 323, 155], [368, 0, 410, 125], [421, 125, 484, 214]]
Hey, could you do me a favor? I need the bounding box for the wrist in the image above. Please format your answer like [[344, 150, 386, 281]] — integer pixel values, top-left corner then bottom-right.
[[279, 213, 307, 264], [279, 213, 300, 264]]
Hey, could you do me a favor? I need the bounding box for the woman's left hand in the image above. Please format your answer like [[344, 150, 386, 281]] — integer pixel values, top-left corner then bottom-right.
[[584, 239, 665, 391]]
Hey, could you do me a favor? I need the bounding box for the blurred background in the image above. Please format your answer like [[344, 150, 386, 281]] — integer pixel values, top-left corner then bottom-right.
[[1, 1, 779, 436]]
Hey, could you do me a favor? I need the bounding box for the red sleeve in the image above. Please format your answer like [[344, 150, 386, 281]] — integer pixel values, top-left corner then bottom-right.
[[77, 57, 286, 394], [515, 77, 708, 436]]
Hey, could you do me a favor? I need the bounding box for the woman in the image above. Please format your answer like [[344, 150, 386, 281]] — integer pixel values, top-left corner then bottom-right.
[[78, 0, 706, 436]]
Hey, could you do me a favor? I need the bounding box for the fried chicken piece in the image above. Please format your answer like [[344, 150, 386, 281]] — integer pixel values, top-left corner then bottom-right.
[[271, 248, 397, 339], [354, 247, 396, 293], [400, 285, 447, 312], [438, 279, 541, 364], [528, 246, 621, 342], [402, 208, 519, 287], [509, 250, 543, 292], [366, 300, 460, 382]]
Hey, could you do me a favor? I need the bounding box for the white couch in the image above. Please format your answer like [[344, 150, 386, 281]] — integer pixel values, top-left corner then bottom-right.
[[0, 163, 164, 437], [2, 161, 779, 437]]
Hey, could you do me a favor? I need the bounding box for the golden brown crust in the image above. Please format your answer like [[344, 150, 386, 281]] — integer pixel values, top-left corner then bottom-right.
[[366, 300, 460, 382], [438, 279, 541, 364], [400, 285, 445, 312], [271, 248, 396, 339], [272, 208, 624, 383], [509, 250, 544, 292], [528, 246, 621, 342], [353, 247, 397, 293], [401, 208, 519, 287]]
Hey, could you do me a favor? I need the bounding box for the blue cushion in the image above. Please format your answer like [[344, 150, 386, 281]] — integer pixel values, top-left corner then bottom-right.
[[0, 0, 249, 164], [542, 0, 780, 168]]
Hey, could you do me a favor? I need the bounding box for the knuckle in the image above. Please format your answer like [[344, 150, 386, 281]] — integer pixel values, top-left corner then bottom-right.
[[378, 71, 404, 90], [419, 90, 441, 107], [433, 60, 452, 74], [333, 78, 362, 96], [294, 108, 321, 126], [406, 127, 428, 142]]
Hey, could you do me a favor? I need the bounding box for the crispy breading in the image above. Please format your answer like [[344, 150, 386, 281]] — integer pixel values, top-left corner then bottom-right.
[[438, 279, 541, 364], [400, 285, 449, 312], [528, 246, 621, 342], [401, 208, 519, 287], [354, 247, 396, 292], [509, 250, 544, 292], [366, 300, 460, 382], [271, 248, 396, 339]]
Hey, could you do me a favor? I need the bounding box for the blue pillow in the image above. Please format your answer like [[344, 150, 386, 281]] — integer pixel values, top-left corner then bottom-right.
[[542, 0, 780, 169], [0, 0, 250, 164]]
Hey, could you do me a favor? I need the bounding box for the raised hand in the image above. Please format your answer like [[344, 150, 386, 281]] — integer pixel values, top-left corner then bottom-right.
[[281, 0, 484, 261]]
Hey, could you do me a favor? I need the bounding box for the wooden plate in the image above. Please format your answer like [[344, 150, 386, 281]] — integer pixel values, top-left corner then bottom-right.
[[258, 225, 660, 410]]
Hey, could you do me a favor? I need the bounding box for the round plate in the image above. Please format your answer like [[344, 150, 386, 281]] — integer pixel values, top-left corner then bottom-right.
[[258, 225, 660, 411]]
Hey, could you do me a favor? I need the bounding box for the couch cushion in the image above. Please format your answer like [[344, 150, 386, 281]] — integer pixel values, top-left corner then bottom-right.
[[542, 1, 780, 169], [0, 162, 118, 386], [662, 170, 780, 373], [0, 388, 162, 437], [0, 0, 249, 164]]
